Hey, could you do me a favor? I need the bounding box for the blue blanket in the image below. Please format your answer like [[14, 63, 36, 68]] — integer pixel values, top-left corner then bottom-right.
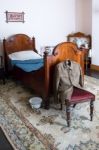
[[11, 58, 44, 72]]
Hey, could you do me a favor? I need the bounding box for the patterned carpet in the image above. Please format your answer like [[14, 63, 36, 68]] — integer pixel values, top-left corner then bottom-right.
[[0, 75, 99, 150]]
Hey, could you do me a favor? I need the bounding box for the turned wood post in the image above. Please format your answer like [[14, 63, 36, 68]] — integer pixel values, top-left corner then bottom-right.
[[90, 100, 94, 121]]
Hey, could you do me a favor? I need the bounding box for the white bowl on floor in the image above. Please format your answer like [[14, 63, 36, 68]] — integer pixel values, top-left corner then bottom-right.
[[29, 97, 42, 109]]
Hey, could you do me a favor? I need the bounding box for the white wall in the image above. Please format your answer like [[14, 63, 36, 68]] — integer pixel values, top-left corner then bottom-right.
[[75, 0, 99, 66], [1, 1, 99, 66], [0, 0, 75, 54], [92, 0, 99, 66], [75, 0, 92, 34]]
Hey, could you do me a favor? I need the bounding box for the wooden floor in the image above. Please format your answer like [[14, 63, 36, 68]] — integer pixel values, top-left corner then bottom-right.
[[0, 127, 14, 150]]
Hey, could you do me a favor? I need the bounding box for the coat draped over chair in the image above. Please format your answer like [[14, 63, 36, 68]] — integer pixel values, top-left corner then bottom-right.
[[54, 60, 83, 104]]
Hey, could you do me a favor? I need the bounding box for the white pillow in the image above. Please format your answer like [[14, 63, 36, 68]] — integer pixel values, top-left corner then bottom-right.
[[8, 50, 42, 60]]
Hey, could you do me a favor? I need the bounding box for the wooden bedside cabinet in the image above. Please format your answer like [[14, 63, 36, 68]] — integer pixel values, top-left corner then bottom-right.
[[0, 56, 5, 84], [67, 32, 91, 72]]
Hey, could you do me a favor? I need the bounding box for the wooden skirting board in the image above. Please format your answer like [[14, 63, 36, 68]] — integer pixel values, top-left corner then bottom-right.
[[91, 64, 99, 71]]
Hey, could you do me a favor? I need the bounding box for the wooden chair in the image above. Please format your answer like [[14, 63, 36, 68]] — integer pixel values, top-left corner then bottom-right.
[[67, 32, 91, 70], [64, 87, 95, 127]]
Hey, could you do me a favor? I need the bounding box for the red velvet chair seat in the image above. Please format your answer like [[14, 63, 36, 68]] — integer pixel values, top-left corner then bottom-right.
[[64, 87, 95, 127], [71, 87, 95, 103]]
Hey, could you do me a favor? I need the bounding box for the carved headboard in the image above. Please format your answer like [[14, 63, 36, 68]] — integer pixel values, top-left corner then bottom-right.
[[44, 42, 85, 82], [3, 34, 36, 55]]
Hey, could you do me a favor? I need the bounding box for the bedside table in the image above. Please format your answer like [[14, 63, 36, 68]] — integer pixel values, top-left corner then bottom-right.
[[0, 56, 5, 84]]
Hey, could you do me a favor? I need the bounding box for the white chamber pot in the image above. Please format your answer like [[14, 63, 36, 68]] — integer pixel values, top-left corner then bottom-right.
[[29, 97, 42, 109]]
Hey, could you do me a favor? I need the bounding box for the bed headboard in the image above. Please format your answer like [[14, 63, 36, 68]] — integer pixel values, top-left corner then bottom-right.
[[54, 42, 84, 73], [3, 34, 36, 55], [44, 42, 85, 94], [46, 42, 84, 71], [44, 42, 85, 95]]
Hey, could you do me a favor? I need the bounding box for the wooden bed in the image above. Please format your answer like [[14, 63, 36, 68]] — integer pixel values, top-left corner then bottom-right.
[[3, 34, 85, 109]]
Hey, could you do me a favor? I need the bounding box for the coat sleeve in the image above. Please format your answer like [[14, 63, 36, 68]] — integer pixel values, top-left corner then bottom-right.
[[79, 65, 84, 87], [53, 65, 61, 103]]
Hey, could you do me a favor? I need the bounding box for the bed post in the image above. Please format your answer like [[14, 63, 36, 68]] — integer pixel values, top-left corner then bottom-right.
[[32, 37, 37, 53], [3, 38, 8, 77], [44, 51, 50, 109]]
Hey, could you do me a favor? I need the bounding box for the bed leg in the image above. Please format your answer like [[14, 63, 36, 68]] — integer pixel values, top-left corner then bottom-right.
[[44, 98, 50, 109]]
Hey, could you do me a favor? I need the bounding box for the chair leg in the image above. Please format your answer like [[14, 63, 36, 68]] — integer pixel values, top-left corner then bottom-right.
[[65, 100, 70, 127], [73, 104, 76, 108], [90, 100, 94, 121]]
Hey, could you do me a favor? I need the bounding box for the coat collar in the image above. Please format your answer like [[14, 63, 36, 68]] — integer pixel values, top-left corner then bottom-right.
[[63, 60, 73, 70]]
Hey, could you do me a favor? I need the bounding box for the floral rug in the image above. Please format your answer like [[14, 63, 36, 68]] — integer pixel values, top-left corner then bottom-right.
[[0, 75, 99, 150]]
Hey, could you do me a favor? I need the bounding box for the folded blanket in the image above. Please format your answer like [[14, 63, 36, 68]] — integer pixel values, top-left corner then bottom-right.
[[11, 58, 44, 72]]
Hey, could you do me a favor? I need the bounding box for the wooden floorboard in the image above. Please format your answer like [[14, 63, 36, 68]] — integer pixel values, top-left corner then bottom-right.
[[0, 127, 14, 150]]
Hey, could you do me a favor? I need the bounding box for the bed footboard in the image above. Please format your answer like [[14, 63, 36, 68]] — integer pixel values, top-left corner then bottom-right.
[[44, 42, 84, 109]]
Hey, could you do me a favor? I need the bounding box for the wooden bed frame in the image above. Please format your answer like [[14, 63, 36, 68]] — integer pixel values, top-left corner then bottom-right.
[[3, 34, 85, 109]]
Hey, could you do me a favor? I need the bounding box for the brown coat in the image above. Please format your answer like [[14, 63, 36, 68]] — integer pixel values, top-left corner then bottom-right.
[[54, 60, 83, 104]]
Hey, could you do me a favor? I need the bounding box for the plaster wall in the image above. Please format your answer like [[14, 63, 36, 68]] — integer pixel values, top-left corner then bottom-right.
[[0, 0, 75, 54], [92, 0, 99, 65]]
